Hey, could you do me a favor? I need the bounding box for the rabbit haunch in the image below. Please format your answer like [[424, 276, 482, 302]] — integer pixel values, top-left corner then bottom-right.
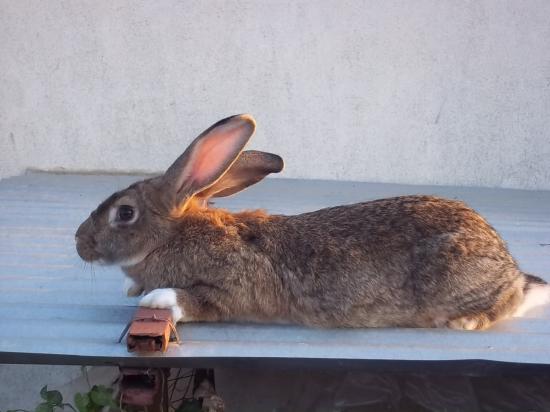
[[75, 114, 550, 330]]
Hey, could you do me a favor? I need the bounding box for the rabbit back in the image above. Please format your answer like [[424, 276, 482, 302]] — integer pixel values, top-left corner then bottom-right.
[[268, 195, 526, 328]]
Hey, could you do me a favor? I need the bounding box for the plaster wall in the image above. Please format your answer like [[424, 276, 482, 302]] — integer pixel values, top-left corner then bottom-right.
[[1, 1, 549, 188]]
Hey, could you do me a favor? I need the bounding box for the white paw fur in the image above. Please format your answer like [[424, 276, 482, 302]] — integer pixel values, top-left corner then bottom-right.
[[139, 288, 184, 323]]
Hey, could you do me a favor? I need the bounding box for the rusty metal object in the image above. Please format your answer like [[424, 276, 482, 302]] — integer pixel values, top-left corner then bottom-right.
[[126, 308, 177, 352], [120, 368, 169, 411]]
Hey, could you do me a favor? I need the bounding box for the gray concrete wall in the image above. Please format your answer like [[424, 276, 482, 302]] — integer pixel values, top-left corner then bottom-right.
[[1, 1, 549, 189]]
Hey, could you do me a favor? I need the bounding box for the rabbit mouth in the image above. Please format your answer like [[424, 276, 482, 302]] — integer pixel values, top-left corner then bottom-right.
[[76, 245, 102, 263]]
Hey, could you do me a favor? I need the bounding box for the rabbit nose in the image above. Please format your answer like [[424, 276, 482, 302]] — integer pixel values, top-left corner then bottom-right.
[[75, 234, 98, 261], [75, 233, 87, 245], [76, 215, 94, 238], [75, 232, 95, 246], [75, 220, 97, 249]]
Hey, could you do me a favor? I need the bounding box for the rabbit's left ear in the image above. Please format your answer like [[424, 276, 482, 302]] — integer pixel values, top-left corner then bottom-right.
[[163, 114, 256, 203], [196, 150, 284, 200]]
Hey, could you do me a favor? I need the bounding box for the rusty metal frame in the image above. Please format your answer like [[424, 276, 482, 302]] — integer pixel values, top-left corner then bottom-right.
[[119, 367, 169, 411], [126, 308, 178, 353]]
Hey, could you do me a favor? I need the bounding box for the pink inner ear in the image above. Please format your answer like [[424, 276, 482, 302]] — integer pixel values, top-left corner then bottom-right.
[[187, 126, 247, 190]]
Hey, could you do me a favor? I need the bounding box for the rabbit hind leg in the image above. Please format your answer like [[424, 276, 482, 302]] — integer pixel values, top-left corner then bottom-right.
[[446, 282, 523, 331]]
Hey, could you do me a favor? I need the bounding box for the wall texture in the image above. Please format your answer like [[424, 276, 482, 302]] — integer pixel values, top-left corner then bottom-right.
[[1, 0, 549, 189]]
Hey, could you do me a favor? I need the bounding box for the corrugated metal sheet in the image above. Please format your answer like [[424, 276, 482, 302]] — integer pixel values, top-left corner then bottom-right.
[[0, 172, 549, 366]]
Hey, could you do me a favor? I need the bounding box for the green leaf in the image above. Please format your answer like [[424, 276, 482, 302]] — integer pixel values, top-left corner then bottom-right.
[[73, 393, 90, 412], [40, 386, 48, 401], [46, 391, 63, 406], [89, 385, 115, 407], [39, 385, 63, 406], [34, 403, 53, 412]]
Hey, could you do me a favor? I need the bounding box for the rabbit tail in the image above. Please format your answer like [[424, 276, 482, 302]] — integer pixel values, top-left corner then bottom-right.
[[513, 273, 550, 317]]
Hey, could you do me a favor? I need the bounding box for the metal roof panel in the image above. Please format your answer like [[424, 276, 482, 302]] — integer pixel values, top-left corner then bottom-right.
[[0, 172, 549, 366]]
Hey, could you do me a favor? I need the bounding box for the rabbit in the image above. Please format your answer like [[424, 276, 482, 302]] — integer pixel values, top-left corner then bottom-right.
[[75, 114, 550, 330]]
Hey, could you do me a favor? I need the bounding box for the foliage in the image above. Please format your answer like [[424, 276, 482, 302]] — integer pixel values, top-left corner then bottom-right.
[[2, 384, 120, 412], [2, 367, 204, 412]]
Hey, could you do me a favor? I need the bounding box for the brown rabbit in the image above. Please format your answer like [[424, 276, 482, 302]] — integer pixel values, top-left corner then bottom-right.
[[75, 114, 550, 330]]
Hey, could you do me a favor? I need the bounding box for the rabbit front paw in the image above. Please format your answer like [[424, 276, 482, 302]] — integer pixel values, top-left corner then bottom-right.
[[139, 288, 184, 323]]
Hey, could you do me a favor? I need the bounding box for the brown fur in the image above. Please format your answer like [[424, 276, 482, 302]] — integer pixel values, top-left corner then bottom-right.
[[75, 115, 542, 330]]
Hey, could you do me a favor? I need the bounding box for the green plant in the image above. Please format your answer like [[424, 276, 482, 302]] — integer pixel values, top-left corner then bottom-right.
[[3, 384, 120, 412], [73, 385, 119, 412]]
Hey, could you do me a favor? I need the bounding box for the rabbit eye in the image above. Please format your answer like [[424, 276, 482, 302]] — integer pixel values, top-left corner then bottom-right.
[[117, 205, 135, 222]]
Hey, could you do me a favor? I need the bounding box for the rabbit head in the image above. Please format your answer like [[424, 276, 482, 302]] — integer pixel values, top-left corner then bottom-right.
[[75, 114, 283, 266]]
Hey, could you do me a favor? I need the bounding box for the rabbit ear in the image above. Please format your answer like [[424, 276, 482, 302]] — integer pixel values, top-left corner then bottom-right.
[[196, 150, 284, 200], [163, 114, 256, 202]]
